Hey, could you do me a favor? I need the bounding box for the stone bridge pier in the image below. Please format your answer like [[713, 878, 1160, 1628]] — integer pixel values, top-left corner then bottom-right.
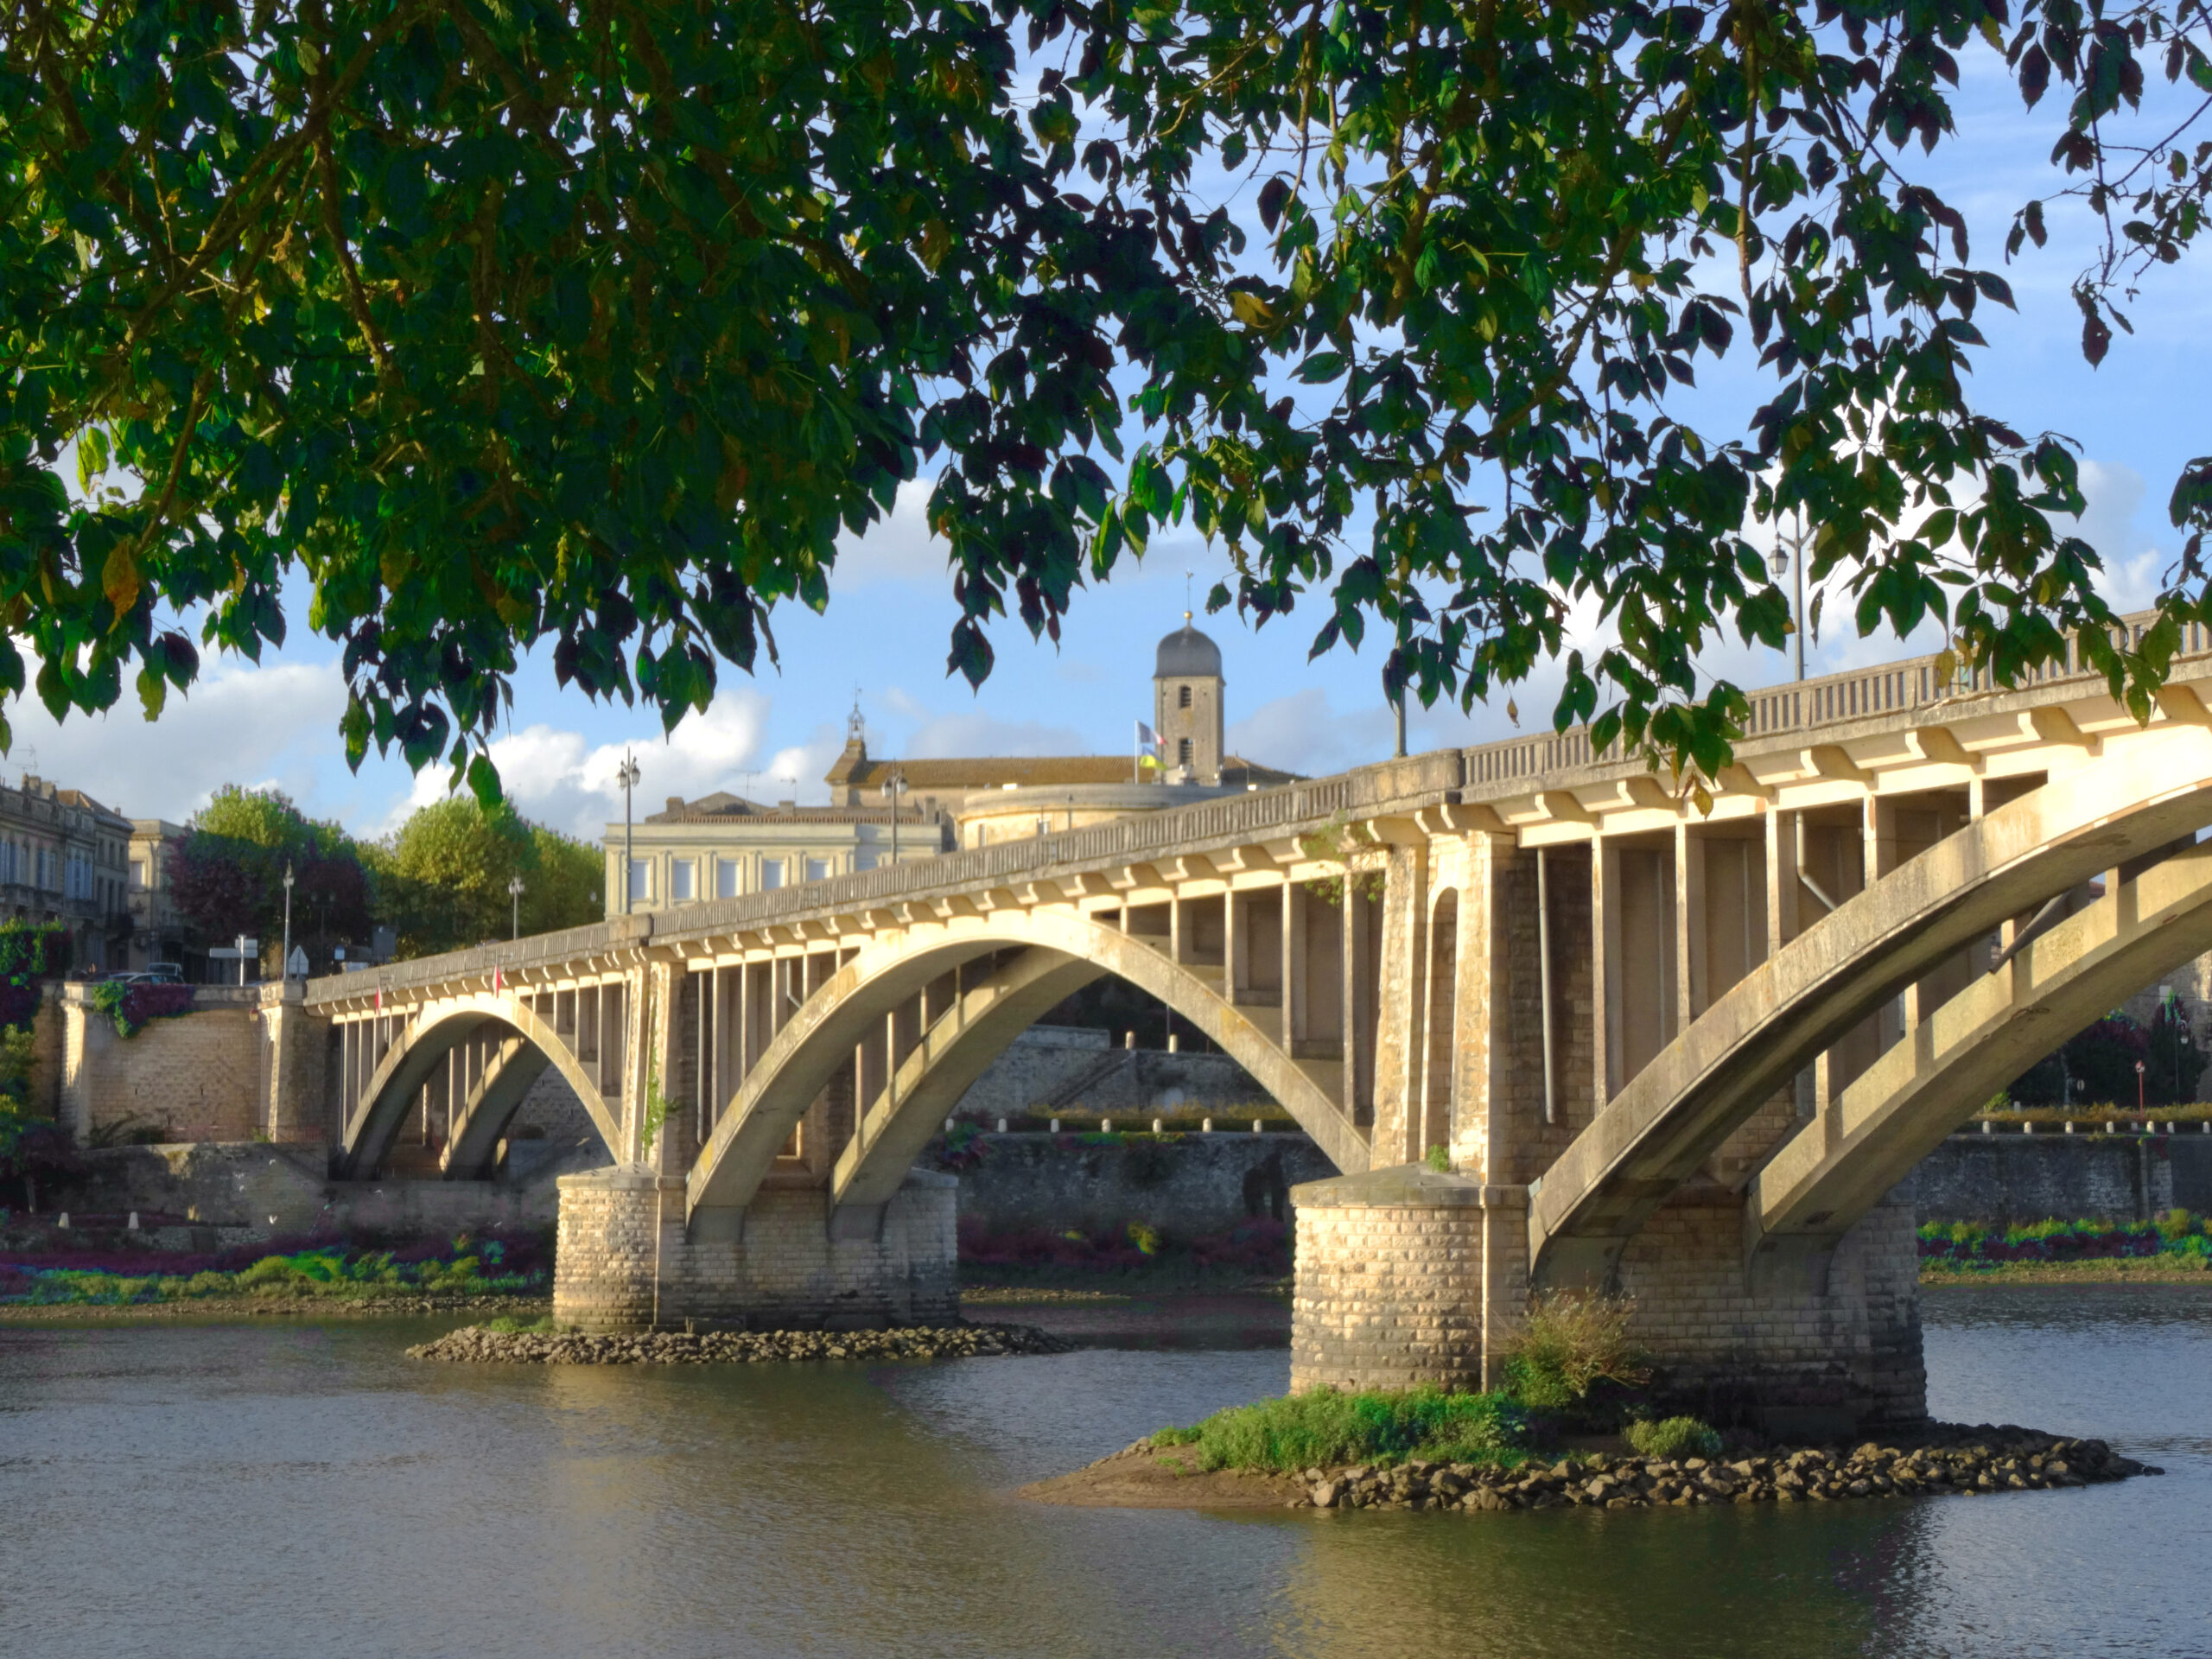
[[292, 616, 2212, 1430]]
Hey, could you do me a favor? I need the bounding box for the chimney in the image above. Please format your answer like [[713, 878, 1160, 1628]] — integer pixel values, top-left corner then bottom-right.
[[665, 796, 684, 813]]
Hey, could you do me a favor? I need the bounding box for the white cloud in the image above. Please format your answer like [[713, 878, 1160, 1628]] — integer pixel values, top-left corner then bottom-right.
[[390, 690, 774, 841], [829, 478, 949, 590], [3, 654, 347, 824], [2068, 460, 2170, 613]]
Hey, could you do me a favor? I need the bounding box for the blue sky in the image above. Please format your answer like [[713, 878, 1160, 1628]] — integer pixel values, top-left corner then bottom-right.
[[25, 40, 2209, 843]]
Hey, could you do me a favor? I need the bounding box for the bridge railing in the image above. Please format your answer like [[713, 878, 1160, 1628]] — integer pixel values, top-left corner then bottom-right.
[[309, 609, 2212, 1005], [1459, 607, 2212, 795]]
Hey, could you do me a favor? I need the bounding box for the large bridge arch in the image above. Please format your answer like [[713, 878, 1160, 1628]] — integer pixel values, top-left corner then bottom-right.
[[1529, 725, 2212, 1288], [335, 994, 622, 1179], [1747, 836, 2212, 1275], [685, 908, 1370, 1225]]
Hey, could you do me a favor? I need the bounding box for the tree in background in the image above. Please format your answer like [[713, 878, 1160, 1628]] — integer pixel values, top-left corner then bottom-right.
[[375, 798, 602, 958], [2008, 1003, 2207, 1109], [168, 786, 375, 970]]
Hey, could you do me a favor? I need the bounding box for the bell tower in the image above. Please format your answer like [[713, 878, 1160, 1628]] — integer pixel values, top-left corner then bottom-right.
[[1154, 613, 1224, 784]]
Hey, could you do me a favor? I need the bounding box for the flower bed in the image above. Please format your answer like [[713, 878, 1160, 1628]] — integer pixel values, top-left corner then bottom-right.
[[0, 1228, 552, 1306], [1918, 1211, 2212, 1268]]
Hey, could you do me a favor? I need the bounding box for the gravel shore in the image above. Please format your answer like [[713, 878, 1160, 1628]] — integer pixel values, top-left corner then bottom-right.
[[409, 1320, 1076, 1365], [1030, 1423, 2162, 1511]]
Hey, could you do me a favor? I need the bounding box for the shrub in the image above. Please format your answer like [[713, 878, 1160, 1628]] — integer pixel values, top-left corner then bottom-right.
[[1500, 1292, 1650, 1409], [1154, 1385, 1529, 1473], [1624, 1415, 1723, 1460]]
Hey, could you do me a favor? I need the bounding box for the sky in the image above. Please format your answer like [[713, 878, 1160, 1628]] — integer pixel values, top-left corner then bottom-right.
[[26, 39, 2209, 845]]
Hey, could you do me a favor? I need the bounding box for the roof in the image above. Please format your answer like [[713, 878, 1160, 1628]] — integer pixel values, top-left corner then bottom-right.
[[54, 788, 126, 821], [834, 756, 1136, 793], [641, 792, 931, 826], [1155, 620, 1223, 678]]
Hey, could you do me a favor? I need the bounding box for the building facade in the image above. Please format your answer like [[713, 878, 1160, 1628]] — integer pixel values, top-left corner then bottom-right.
[[0, 775, 133, 969], [124, 819, 196, 975], [602, 792, 950, 919]]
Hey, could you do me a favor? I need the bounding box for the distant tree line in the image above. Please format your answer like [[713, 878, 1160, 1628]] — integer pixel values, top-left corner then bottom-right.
[[169, 787, 601, 970]]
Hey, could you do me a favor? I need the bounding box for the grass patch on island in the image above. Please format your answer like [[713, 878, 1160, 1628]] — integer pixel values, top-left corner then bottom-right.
[[1152, 1384, 1532, 1473]]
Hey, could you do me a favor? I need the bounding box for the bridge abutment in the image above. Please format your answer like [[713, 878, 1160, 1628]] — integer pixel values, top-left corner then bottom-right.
[[553, 1166, 959, 1332]]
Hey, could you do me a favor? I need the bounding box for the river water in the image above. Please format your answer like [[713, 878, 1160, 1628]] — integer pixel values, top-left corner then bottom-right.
[[2, 1285, 2207, 1659]]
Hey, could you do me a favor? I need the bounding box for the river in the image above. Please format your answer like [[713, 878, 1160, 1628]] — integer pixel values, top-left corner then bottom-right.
[[1, 1284, 2206, 1659]]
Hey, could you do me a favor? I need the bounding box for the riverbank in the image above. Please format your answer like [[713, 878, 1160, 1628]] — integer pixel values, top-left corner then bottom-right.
[[1923, 1258, 2212, 1285], [1027, 1425, 2162, 1511], [410, 1320, 1076, 1364], [0, 1291, 550, 1324]]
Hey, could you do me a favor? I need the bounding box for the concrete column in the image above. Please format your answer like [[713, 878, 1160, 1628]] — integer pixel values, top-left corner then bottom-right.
[[1282, 880, 1306, 1051], [1676, 824, 1707, 1028], [1225, 890, 1248, 1007], [1370, 842, 1427, 1168], [1596, 837, 1621, 1102]]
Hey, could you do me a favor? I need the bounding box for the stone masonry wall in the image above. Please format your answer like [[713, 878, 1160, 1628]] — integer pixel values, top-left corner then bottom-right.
[[952, 1027, 1270, 1120], [1905, 1130, 2179, 1222], [955, 1129, 1335, 1239], [61, 994, 262, 1145], [1616, 1189, 1926, 1431], [1291, 1169, 1489, 1393], [553, 1167, 668, 1332], [652, 1171, 959, 1332]]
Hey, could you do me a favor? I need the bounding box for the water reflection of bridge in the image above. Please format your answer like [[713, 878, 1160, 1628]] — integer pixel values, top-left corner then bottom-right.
[[302, 618, 2212, 1426]]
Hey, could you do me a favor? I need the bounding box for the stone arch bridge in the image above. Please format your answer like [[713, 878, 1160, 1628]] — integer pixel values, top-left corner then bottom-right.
[[299, 616, 2212, 1429]]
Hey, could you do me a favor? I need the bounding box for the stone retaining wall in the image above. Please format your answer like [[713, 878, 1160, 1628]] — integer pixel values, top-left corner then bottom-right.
[[1905, 1129, 2212, 1221], [953, 1129, 1336, 1238]]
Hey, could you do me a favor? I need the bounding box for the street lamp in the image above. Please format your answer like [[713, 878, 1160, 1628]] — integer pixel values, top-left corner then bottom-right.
[[508, 874, 525, 939], [1768, 508, 1810, 682], [281, 861, 295, 980], [880, 770, 907, 865], [617, 750, 642, 913]]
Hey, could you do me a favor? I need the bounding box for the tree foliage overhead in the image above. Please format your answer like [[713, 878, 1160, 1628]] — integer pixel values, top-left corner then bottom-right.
[[2, 0, 2208, 786]]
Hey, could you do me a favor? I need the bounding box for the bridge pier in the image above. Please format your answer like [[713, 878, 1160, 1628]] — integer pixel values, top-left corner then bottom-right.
[[1292, 1166, 1924, 1433], [552, 1166, 958, 1333]]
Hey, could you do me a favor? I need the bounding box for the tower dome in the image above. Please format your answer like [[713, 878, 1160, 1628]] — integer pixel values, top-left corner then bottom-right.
[[1154, 616, 1223, 679]]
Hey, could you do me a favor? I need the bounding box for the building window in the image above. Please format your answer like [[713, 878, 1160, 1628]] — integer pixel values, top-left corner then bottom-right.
[[715, 858, 741, 899], [804, 857, 831, 883], [1178, 737, 1192, 766], [130, 860, 147, 890], [627, 858, 652, 902], [671, 859, 696, 901], [761, 859, 785, 890], [1178, 684, 1192, 709]]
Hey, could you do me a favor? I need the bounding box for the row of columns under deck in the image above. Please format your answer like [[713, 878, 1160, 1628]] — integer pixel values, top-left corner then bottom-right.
[[332, 980, 629, 1169], [672, 878, 1392, 1186], [1522, 768, 2069, 1154]]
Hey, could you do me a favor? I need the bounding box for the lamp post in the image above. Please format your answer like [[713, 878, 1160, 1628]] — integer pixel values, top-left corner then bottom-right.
[[1768, 509, 1810, 682], [2136, 1058, 2146, 1113], [617, 750, 642, 913], [281, 861, 294, 980], [881, 770, 907, 865], [508, 874, 525, 939]]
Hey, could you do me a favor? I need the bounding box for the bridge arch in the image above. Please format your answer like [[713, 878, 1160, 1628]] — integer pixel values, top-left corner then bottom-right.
[[1746, 836, 2212, 1277], [1529, 725, 2212, 1288], [686, 907, 1370, 1225], [335, 994, 622, 1179]]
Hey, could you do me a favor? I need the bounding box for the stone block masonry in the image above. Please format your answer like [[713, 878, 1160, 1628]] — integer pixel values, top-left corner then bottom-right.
[[555, 1165, 959, 1333], [1292, 1163, 1924, 1432]]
